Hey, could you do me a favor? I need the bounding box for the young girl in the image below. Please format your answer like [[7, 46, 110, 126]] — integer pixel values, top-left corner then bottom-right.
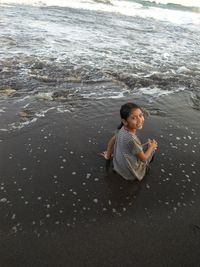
[[101, 102, 158, 181]]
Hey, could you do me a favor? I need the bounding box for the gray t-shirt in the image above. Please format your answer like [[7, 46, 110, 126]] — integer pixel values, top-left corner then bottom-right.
[[113, 126, 147, 181]]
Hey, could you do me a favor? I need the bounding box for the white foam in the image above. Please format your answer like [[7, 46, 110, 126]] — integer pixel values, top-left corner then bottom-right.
[[15, 96, 30, 103], [5, 107, 55, 132], [56, 107, 71, 113], [177, 66, 191, 74], [80, 90, 127, 100], [9, 117, 38, 130], [34, 92, 54, 101], [149, 0, 200, 7], [35, 107, 55, 117], [1, 0, 200, 26], [135, 86, 185, 98]]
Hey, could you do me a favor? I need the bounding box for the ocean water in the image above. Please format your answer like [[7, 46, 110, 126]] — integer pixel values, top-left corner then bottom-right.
[[0, 0, 200, 130]]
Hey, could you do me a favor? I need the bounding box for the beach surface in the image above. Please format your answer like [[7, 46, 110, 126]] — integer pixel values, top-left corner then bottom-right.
[[1, 0, 200, 266], [1, 93, 200, 267]]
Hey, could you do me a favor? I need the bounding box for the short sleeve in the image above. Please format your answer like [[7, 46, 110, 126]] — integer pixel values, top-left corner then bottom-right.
[[128, 137, 143, 155]]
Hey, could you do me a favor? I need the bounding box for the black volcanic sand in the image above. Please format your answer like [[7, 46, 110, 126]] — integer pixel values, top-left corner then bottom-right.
[[0, 93, 200, 267]]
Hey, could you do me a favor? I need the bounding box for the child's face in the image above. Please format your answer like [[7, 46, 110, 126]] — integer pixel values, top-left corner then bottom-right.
[[124, 108, 144, 130]]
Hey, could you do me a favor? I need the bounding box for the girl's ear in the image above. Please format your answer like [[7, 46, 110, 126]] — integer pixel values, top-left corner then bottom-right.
[[121, 119, 127, 126]]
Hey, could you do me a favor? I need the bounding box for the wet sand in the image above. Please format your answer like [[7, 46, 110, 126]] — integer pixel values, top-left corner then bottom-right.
[[1, 94, 200, 267]]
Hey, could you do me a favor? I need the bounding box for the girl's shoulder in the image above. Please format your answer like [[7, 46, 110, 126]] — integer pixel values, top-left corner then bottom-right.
[[130, 134, 142, 146], [118, 127, 135, 141]]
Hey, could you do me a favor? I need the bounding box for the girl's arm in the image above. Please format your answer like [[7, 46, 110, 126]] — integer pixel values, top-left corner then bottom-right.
[[101, 135, 116, 160], [136, 139, 158, 162]]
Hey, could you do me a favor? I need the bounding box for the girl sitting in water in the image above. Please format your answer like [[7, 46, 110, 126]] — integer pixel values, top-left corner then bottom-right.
[[101, 102, 158, 181]]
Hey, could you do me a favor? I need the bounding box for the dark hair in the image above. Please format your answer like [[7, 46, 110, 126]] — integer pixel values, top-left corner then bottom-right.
[[118, 102, 141, 129]]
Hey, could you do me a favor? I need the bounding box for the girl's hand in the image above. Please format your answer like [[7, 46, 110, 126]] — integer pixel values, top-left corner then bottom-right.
[[100, 151, 111, 160], [148, 139, 158, 150]]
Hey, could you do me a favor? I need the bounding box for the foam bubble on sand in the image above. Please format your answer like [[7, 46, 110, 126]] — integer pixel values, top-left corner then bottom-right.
[[0, 108, 6, 113], [0, 198, 7, 203], [86, 173, 91, 179], [11, 214, 16, 220], [12, 226, 18, 233]]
